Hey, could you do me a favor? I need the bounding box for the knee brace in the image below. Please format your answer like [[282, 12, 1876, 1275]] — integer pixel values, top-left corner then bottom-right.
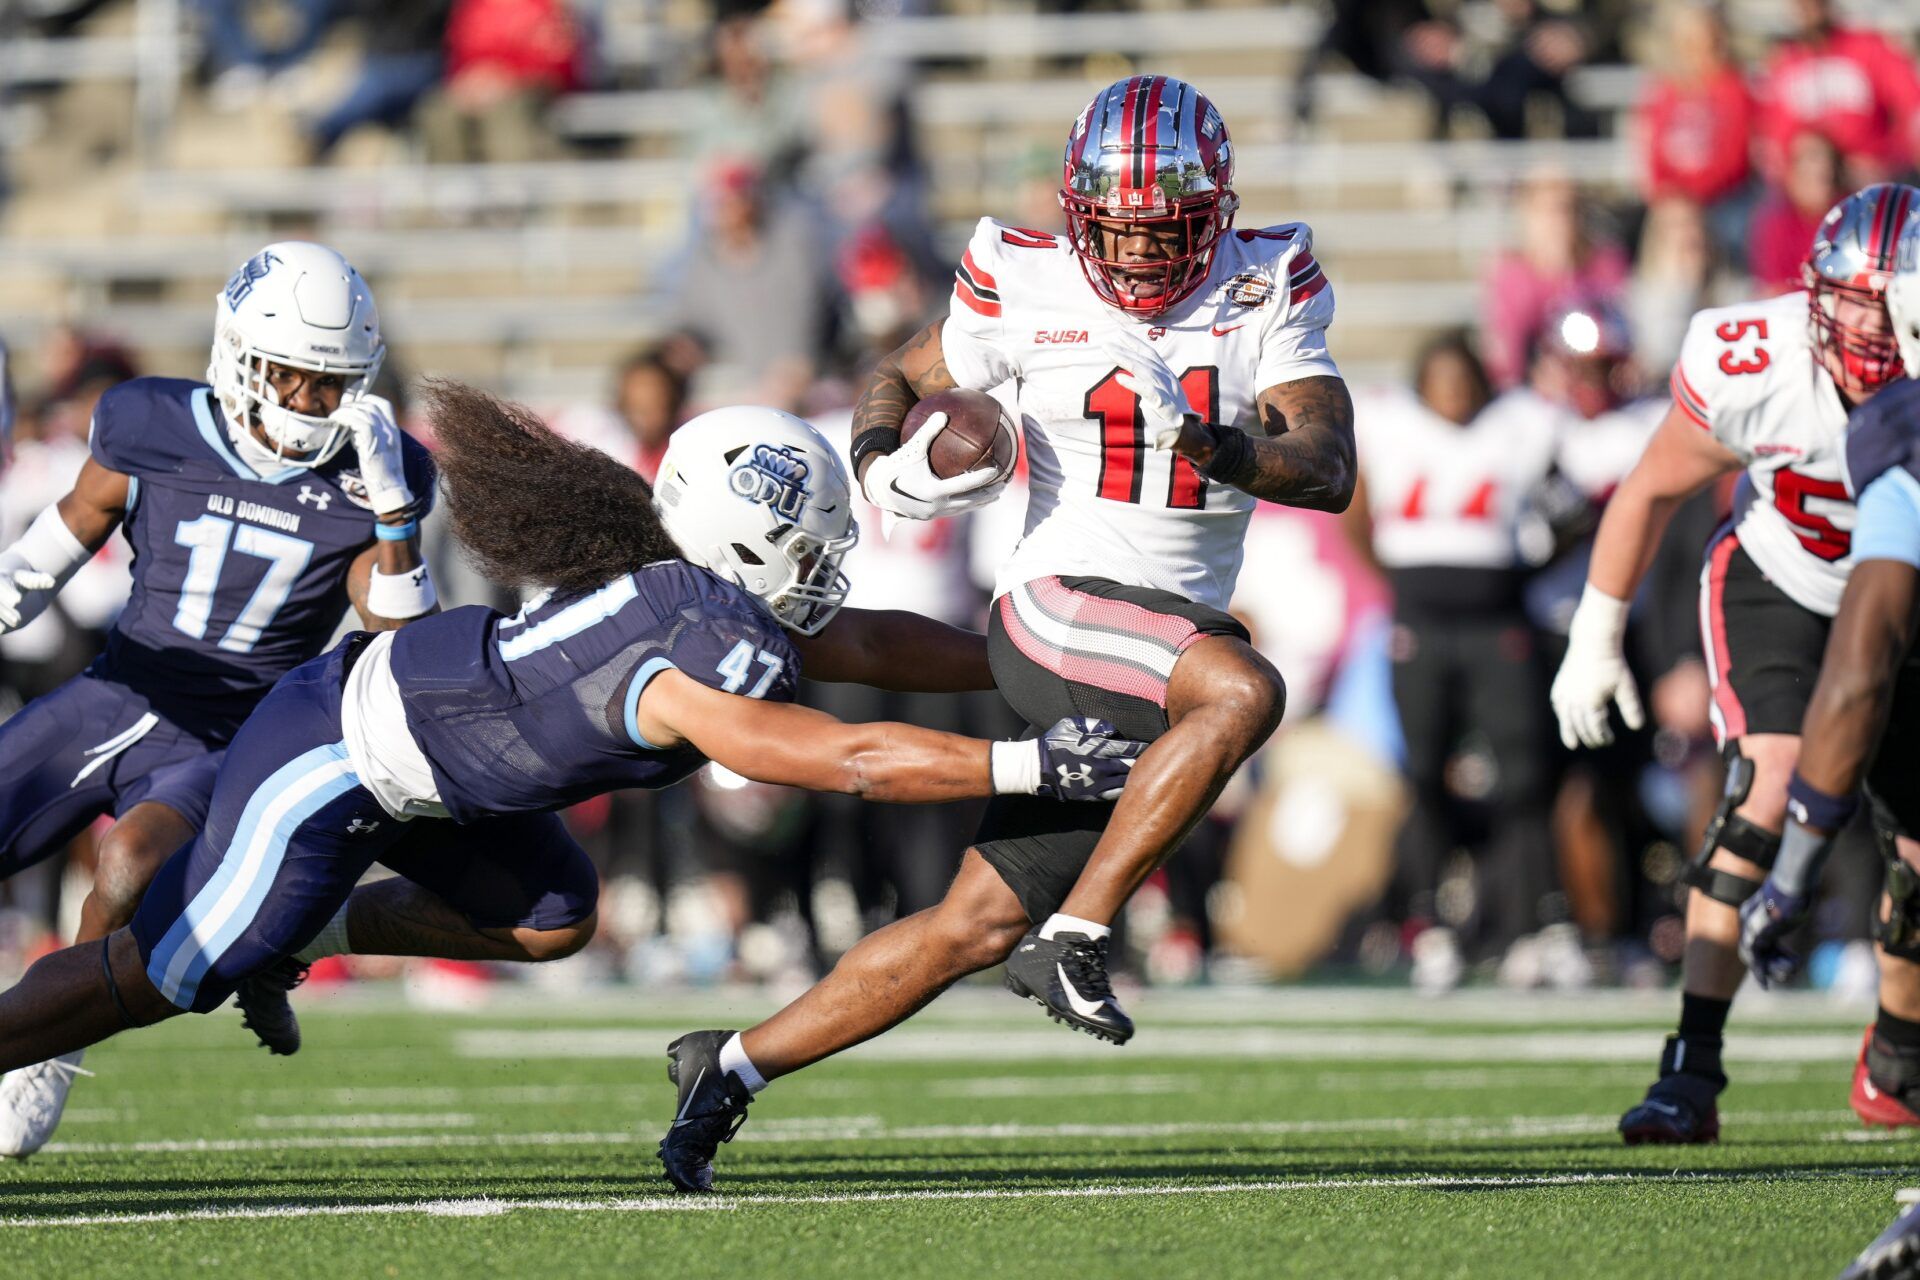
[[1872, 797, 1920, 962], [1683, 746, 1781, 907]]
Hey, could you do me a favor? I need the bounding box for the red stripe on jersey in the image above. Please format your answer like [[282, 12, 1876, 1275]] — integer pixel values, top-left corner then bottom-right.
[[961, 247, 997, 291], [953, 278, 1002, 318], [1001, 226, 1057, 248], [1700, 525, 1746, 744], [1671, 365, 1710, 429], [1288, 266, 1328, 305]]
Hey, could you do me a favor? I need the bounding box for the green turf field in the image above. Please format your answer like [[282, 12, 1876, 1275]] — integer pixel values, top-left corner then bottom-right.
[[0, 984, 1910, 1278]]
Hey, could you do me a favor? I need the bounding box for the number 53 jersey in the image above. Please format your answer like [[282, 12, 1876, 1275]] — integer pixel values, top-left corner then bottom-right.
[[88, 377, 436, 745], [1670, 290, 1855, 616], [940, 218, 1340, 612]]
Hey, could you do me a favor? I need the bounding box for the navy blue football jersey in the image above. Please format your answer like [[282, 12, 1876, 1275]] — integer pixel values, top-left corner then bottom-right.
[[389, 559, 801, 822], [1846, 376, 1920, 497], [88, 377, 436, 744]]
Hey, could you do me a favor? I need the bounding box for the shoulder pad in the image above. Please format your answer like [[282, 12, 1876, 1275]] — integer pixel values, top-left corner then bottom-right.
[[1671, 295, 1807, 429], [1846, 379, 1920, 497], [951, 218, 1068, 321], [88, 378, 214, 476]]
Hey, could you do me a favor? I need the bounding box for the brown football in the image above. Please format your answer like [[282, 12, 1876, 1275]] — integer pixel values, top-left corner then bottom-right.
[[901, 389, 1016, 481]]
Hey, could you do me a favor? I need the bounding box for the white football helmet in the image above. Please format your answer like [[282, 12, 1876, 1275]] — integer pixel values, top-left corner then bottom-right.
[[653, 406, 858, 635], [1892, 217, 1920, 380], [207, 241, 384, 468]]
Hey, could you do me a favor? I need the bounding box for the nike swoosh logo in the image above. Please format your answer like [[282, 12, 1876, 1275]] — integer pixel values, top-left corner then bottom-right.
[[1642, 1101, 1679, 1117], [674, 1066, 707, 1123], [1211, 324, 1243, 337], [1056, 963, 1106, 1019], [1867, 1078, 1882, 1101]]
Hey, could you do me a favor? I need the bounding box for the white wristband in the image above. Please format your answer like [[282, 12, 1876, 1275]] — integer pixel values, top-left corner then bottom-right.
[[13, 505, 89, 584], [989, 739, 1041, 796], [367, 563, 438, 620], [1567, 583, 1631, 650]]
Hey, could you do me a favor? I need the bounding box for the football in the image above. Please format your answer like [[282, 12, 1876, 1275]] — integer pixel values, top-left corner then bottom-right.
[[901, 388, 1016, 481]]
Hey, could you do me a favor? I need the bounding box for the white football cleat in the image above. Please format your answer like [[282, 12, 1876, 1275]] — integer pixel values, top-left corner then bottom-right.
[[0, 1050, 92, 1158]]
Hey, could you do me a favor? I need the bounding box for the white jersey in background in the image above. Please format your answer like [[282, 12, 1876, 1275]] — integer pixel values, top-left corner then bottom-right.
[[940, 217, 1340, 611], [1555, 396, 1665, 502], [1356, 385, 1559, 571], [1670, 289, 1855, 616]]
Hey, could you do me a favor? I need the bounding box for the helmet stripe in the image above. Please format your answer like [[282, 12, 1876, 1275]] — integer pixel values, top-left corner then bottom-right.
[[1140, 75, 1165, 185]]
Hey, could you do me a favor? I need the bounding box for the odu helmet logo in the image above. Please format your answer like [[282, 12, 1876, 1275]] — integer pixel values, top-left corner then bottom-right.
[[224, 250, 282, 308], [729, 444, 812, 520]]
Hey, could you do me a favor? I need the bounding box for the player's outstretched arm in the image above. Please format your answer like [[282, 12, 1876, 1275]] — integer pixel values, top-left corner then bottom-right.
[[850, 320, 958, 481], [1551, 402, 1741, 748], [1799, 558, 1920, 798], [634, 669, 1140, 804], [792, 607, 994, 693], [0, 456, 127, 634], [345, 536, 437, 631]]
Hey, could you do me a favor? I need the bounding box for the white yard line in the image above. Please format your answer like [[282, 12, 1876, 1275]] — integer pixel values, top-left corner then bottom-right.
[[0, 1167, 1904, 1231], [39, 1108, 1860, 1156], [452, 1026, 1863, 1065], [249, 1113, 478, 1131]]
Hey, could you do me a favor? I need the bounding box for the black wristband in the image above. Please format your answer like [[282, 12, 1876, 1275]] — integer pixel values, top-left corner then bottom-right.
[[1197, 420, 1257, 486], [850, 427, 901, 475]]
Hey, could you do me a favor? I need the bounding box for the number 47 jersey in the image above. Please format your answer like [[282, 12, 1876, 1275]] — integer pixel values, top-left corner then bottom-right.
[[88, 377, 436, 745], [940, 217, 1340, 612], [1670, 290, 1856, 616]]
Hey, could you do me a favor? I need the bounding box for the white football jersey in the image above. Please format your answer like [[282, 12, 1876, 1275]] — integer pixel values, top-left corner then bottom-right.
[[1355, 385, 1559, 571], [940, 218, 1340, 611], [1670, 290, 1854, 616]]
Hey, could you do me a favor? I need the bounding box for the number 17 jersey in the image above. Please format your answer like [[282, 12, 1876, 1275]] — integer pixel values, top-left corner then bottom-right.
[[940, 218, 1340, 611], [88, 377, 437, 745]]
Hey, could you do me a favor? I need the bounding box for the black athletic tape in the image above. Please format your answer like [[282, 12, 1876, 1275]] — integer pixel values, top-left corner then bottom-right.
[[850, 427, 902, 475], [101, 938, 140, 1029], [1683, 816, 1780, 906]]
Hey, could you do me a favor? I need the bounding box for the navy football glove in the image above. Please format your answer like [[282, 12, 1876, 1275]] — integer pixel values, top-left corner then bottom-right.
[[1738, 875, 1809, 989], [1033, 716, 1145, 802]]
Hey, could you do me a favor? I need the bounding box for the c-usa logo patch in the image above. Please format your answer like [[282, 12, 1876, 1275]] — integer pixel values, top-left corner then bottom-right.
[[729, 444, 812, 520]]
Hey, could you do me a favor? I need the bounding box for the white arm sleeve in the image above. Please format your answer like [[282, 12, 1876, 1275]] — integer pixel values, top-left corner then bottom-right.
[[0, 505, 91, 630]]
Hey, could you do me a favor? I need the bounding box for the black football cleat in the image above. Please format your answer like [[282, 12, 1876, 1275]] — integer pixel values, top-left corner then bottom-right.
[[1002, 926, 1134, 1044], [657, 1030, 752, 1194], [1619, 1036, 1723, 1145], [233, 956, 309, 1056]]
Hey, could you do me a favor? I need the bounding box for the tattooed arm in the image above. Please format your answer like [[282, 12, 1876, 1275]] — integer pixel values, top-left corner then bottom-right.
[[850, 319, 960, 489], [1168, 375, 1358, 512]]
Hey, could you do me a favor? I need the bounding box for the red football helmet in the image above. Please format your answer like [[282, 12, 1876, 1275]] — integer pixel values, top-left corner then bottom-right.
[[1059, 75, 1239, 316], [1803, 182, 1920, 396]]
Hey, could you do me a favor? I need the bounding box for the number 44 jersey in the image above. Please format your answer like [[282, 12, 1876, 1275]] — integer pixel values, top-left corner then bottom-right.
[[1670, 290, 1856, 616], [89, 377, 436, 745], [941, 218, 1339, 612]]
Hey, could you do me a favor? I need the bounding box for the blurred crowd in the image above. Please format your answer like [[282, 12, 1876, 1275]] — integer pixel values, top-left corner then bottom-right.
[[2, 0, 1919, 997]]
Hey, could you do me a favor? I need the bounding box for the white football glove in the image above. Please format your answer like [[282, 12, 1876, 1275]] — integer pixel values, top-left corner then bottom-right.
[[332, 394, 414, 517], [1549, 585, 1645, 749], [1104, 331, 1194, 450], [861, 413, 1008, 522], [0, 557, 56, 634]]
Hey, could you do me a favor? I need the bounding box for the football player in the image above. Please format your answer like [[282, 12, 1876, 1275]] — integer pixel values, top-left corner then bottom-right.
[[0, 241, 435, 1155], [0, 386, 1143, 1086], [1550, 183, 1920, 1145], [1737, 224, 1920, 1128], [655, 73, 1357, 1193]]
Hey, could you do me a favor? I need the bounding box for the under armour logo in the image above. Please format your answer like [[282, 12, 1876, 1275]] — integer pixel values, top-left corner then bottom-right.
[[409, 568, 426, 586], [347, 817, 380, 835], [297, 486, 332, 510], [1055, 764, 1095, 789]]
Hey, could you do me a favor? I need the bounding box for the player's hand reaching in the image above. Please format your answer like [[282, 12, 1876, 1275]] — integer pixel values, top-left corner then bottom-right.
[[333, 394, 415, 518], [1738, 876, 1809, 988], [1549, 585, 1644, 749], [1104, 331, 1197, 451], [861, 418, 1007, 522], [1032, 716, 1144, 802]]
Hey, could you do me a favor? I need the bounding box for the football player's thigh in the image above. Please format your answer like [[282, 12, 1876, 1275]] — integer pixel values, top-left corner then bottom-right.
[[0, 676, 154, 874], [381, 811, 600, 933], [969, 795, 1107, 926], [1869, 657, 1920, 870], [1717, 557, 1830, 741]]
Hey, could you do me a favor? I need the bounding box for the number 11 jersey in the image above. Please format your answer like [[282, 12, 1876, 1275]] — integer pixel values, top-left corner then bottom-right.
[[1670, 290, 1855, 616], [88, 377, 436, 744], [940, 218, 1340, 611]]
